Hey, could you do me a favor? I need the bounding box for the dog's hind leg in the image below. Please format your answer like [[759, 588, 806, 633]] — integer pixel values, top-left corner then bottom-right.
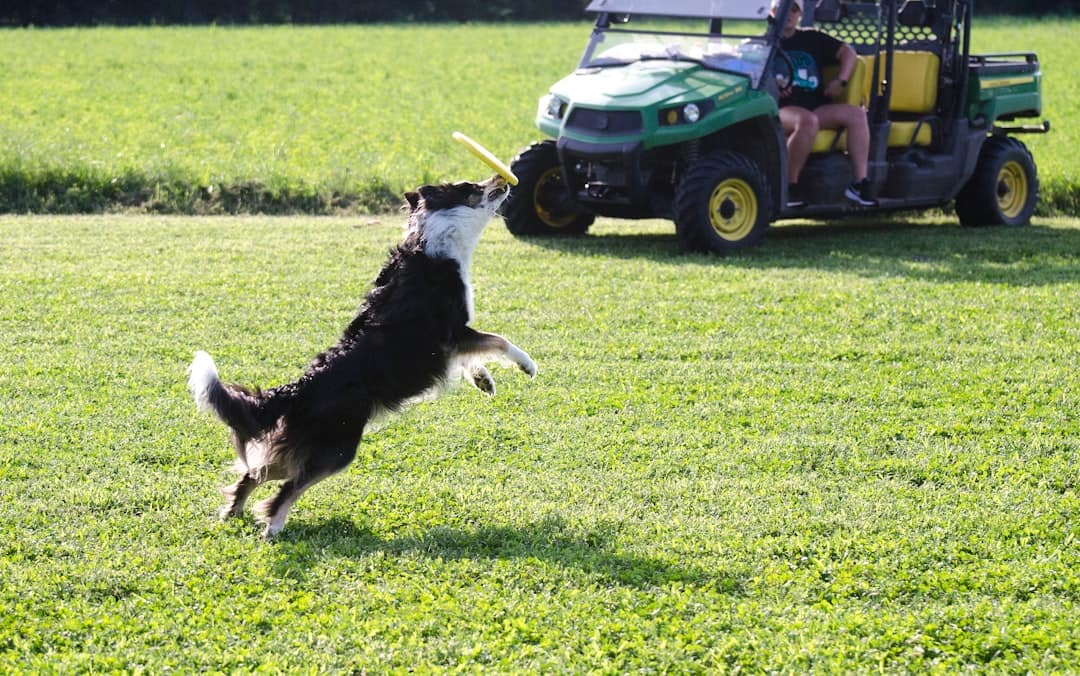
[[254, 479, 312, 538], [254, 443, 359, 538], [219, 473, 259, 520], [218, 432, 275, 520]]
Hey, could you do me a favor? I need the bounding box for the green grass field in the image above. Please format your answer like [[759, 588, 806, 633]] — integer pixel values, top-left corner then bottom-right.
[[1, 212, 1077, 670], [0, 17, 1077, 215]]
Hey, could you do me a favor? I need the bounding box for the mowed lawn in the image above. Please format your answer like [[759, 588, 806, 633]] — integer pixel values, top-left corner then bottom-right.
[[1, 212, 1077, 671], [0, 17, 1076, 213]]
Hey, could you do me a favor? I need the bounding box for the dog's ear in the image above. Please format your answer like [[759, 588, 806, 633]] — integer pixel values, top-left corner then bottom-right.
[[403, 191, 421, 212], [417, 185, 440, 202]]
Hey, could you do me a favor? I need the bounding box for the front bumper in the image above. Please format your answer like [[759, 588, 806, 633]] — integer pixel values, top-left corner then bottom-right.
[[555, 137, 656, 216]]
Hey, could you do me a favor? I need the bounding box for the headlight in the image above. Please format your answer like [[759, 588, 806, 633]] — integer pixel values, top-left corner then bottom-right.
[[541, 94, 566, 120], [659, 100, 713, 126]]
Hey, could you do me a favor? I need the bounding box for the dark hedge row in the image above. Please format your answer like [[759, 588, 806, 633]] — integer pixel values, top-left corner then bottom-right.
[[1, 0, 1075, 26], [1, 0, 589, 26], [0, 165, 398, 215], [1, 164, 1074, 218]]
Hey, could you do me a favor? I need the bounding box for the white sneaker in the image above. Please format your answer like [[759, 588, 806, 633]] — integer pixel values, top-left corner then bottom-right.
[[845, 180, 877, 207]]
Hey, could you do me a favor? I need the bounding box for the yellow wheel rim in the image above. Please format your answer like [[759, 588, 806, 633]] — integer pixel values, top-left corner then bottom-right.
[[996, 160, 1028, 219], [534, 167, 576, 228], [708, 178, 758, 241]]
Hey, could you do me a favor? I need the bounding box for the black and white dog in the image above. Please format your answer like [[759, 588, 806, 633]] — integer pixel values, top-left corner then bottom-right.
[[188, 176, 536, 537]]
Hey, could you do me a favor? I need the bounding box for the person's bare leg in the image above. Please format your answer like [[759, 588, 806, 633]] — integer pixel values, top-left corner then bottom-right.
[[814, 103, 869, 181], [779, 106, 819, 184]]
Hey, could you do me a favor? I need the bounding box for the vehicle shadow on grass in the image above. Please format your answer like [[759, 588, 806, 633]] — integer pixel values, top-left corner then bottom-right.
[[520, 218, 1080, 286], [268, 515, 745, 593]]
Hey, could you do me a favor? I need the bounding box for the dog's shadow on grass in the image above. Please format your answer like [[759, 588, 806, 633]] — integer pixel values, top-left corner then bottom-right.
[[267, 515, 742, 593]]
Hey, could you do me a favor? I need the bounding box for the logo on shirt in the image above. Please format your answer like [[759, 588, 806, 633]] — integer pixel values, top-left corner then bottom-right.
[[787, 50, 820, 91]]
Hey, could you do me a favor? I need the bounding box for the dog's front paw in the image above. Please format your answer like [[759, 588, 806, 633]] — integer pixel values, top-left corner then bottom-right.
[[505, 343, 537, 378], [519, 354, 538, 378], [471, 366, 496, 396]]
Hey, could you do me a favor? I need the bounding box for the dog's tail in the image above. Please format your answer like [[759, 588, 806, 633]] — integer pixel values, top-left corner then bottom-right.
[[188, 350, 276, 439]]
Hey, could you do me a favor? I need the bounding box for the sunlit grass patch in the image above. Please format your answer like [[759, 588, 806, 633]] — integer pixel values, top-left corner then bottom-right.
[[0, 213, 1077, 670]]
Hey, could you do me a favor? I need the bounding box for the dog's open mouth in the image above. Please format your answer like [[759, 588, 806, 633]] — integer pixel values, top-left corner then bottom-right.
[[488, 178, 510, 201]]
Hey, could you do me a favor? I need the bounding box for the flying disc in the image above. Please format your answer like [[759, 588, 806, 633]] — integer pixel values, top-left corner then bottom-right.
[[452, 131, 519, 186]]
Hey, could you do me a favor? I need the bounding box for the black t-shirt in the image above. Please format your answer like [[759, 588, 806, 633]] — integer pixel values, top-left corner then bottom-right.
[[779, 28, 844, 110]]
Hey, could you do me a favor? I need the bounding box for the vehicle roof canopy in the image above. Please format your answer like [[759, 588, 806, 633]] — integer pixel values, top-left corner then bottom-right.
[[584, 0, 772, 20]]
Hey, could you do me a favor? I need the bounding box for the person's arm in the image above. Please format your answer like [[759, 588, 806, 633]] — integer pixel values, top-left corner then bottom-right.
[[824, 42, 857, 99]]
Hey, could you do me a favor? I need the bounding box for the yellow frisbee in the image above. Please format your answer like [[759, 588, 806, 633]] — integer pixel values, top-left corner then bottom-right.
[[452, 131, 519, 186]]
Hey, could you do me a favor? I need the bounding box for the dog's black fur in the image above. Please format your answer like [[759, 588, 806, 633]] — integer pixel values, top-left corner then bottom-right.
[[188, 176, 535, 537]]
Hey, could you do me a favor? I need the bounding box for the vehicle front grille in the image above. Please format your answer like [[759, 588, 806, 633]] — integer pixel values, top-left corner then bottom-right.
[[565, 108, 643, 135]]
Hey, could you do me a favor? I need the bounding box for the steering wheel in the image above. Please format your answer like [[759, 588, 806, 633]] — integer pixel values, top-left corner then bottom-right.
[[772, 48, 796, 90]]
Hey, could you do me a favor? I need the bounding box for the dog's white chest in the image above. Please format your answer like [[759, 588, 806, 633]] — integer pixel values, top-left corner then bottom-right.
[[420, 209, 484, 323]]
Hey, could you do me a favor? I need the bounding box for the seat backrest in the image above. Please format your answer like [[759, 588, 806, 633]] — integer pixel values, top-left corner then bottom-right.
[[864, 51, 940, 114]]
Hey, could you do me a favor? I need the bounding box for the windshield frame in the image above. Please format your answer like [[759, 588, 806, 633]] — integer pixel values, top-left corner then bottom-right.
[[578, 25, 775, 88]]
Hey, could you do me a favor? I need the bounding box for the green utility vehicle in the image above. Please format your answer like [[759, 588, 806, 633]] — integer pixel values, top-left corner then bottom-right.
[[500, 0, 1049, 253]]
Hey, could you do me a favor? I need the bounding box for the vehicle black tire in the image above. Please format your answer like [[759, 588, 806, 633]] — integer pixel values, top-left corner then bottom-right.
[[955, 136, 1039, 227], [500, 140, 594, 236], [674, 151, 772, 253]]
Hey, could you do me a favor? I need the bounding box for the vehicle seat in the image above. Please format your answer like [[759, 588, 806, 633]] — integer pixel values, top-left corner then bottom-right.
[[871, 51, 940, 147], [810, 51, 939, 152]]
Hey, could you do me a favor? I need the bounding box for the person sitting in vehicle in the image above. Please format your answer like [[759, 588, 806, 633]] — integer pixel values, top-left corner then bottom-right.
[[772, 0, 875, 207]]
